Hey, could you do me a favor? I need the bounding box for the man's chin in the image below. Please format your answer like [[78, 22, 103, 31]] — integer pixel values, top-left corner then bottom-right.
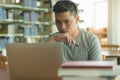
[[59, 31, 68, 33]]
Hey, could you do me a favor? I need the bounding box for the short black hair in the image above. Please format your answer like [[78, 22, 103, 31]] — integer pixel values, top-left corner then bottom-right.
[[53, 0, 78, 16]]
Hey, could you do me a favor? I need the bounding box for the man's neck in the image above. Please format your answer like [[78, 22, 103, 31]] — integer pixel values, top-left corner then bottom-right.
[[71, 29, 80, 39]]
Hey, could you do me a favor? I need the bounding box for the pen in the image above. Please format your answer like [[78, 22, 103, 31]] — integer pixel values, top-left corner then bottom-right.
[[75, 43, 79, 47]]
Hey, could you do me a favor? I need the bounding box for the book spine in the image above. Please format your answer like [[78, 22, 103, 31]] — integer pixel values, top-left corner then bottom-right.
[[0, 7, 3, 19], [8, 24, 15, 35], [0, 38, 9, 49], [62, 77, 108, 80], [8, 10, 13, 19], [24, 27, 31, 36]]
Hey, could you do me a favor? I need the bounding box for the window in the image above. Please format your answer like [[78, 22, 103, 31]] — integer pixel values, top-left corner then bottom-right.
[[72, 0, 108, 28], [95, 2, 108, 28]]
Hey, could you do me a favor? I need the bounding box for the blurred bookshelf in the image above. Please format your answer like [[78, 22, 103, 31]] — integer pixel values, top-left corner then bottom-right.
[[0, 0, 55, 54]]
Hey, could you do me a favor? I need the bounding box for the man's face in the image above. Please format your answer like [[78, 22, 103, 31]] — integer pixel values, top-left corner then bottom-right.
[[55, 11, 79, 35]]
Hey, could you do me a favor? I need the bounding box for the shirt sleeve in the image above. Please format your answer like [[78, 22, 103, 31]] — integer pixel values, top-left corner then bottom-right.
[[88, 33, 102, 60]]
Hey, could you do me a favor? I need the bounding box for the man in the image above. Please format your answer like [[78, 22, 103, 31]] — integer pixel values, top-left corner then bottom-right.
[[45, 0, 102, 62]]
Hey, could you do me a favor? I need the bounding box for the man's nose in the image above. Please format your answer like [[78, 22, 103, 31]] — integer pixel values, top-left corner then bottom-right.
[[61, 23, 66, 29]]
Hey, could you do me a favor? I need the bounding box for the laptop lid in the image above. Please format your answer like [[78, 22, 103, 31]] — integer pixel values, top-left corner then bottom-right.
[[6, 42, 63, 80]]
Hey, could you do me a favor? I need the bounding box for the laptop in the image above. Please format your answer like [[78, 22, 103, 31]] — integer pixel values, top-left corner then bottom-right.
[[6, 42, 63, 80]]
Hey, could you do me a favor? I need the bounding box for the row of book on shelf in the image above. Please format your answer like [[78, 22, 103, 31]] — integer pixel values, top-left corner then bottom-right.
[[0, 0, 50, 36], [0, 0, 14, 4], [0, 0, 53, 50], [0, 0, 38, 5], [0, 35, 45, 49], [0, 0, 38, 20], [0, 37, 13, 49], [0, 0, 42, 49]]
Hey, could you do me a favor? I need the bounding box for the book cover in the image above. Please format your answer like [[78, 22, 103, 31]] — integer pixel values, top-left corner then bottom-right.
[[61, 61, 116, 70], [61, 77, 109, 80]]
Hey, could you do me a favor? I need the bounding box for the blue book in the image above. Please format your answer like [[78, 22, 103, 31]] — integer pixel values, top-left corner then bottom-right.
[[30, 26, 39, 36], [31, 0, 37, 7], [23, 0, 29, 7], [0, 7, 3, 19]]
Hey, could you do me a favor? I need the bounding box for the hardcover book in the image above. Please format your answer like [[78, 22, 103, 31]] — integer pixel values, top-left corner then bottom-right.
[[61, 61, 116, 70]]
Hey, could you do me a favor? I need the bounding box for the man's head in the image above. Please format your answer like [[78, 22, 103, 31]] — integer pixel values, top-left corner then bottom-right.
[[53, 0, 78, 16], [53, 1, 80, 36]]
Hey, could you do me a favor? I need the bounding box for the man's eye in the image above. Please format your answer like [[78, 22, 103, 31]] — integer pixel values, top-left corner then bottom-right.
[[56, 21, 61, 24], [65, 21, 71, 25]]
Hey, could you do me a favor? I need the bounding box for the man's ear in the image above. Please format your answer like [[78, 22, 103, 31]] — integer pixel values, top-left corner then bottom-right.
[[76, 15, 80, 23]]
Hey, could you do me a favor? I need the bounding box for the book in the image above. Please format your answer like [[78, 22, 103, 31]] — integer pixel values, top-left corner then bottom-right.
[[61, 61, 116, 70], [58, 65, 120, 80], [0, 8, 3, 19], [61, 77, 110, 80]]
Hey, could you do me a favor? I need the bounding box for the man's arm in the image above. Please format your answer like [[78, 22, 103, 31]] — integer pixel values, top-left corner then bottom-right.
[[47, 33, 77, 46], [88, 34, 102, 60]]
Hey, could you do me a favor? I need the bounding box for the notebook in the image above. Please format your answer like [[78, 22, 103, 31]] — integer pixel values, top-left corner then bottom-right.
[[6, 42, 63, 80]]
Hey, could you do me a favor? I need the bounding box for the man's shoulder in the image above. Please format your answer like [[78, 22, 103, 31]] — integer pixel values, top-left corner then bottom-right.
[[80, 29, 96, 36], [79, 28, 99, 42]]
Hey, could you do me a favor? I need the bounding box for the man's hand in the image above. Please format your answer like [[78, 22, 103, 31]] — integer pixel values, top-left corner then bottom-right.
[[53, 33, 77, 46]]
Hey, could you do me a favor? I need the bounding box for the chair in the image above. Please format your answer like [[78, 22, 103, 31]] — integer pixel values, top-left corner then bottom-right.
[[0, 56, 7, 65], [87, 27, 107, 44], [101, 44, 120, 63], [101, 44, 120, 52]]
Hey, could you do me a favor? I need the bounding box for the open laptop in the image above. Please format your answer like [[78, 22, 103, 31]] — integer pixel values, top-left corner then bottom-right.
[[6, 42, 63, 80]]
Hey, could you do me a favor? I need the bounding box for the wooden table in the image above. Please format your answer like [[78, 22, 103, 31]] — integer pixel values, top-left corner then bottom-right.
[[0, 65, 10, 80], [102, 51, 120, 65], [0, 63, 120, 80]]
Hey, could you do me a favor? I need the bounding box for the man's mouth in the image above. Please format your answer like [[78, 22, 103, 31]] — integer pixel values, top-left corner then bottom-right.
[[60, 31, 67, 33]]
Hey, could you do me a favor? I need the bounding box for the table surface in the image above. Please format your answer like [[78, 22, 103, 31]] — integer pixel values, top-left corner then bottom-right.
[[102, 51, 120, 57], [1, 51, 120, 80], [102, 51, 120, 65], [0, 65, 10, 80], [1, 64, 120, 80]]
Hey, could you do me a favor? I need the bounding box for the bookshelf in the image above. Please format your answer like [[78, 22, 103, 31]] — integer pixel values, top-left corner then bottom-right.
[[0, 0, 54, 53]]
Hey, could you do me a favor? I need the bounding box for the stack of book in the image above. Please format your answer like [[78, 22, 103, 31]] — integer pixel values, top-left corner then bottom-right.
[[58, 61, 120, 80]]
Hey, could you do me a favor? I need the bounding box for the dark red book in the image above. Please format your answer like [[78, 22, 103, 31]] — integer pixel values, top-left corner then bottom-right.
[[61, 61, 116, 70]]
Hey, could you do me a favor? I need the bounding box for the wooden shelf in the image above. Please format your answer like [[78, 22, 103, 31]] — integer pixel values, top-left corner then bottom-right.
[[0, 4, 49, 12], [0, 0, 54, 49]]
